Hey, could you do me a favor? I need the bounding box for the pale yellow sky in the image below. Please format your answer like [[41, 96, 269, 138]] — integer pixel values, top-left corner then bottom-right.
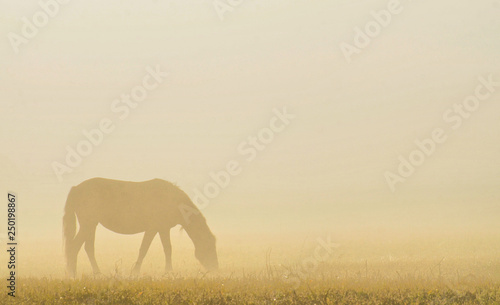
[[1, 0, 499, 239]]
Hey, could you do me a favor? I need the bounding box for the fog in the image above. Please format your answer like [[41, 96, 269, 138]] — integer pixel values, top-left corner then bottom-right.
[[0, 0, 499, 278]]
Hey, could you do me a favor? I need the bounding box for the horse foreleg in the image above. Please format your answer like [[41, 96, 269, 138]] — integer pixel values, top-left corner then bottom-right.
[[84, 224, 101, 275], [131, 230, 156, 276], [159, 230, 173, 272]]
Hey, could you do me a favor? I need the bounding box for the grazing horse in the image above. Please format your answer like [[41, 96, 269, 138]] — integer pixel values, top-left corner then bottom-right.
[[63, 178, 218, 277]]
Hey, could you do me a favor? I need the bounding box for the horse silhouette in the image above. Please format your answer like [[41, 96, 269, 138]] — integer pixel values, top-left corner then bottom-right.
[[63, 178, 218, 277]]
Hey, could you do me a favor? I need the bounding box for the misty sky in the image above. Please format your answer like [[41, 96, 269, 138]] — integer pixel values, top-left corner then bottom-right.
[[1, 0, 499, 240]]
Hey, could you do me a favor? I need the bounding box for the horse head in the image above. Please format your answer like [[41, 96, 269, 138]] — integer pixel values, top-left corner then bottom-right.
[[194, 231, 218, 271]]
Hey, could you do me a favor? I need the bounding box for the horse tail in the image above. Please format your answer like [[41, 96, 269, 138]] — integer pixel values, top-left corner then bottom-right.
[[63, 187, 78, 260]]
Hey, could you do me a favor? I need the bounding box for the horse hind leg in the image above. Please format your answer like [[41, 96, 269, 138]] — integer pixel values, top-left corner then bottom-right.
[[67, 226, 87, 278], [84, 223, 101, 275]]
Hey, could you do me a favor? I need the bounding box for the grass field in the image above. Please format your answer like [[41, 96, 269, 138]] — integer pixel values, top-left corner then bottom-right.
[[4, 277, 500, 304], [3, 230, 500, 304]]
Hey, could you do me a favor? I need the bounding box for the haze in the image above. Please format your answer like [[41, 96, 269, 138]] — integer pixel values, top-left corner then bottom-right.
[[0, 0, 499, 278]]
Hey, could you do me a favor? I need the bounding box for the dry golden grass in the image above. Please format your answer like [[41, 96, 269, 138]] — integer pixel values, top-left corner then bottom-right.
[[3, 231, 500, 304], [4, 276, 500, 304]]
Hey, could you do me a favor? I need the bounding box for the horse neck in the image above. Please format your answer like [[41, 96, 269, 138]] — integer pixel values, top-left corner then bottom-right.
[[183, 215, 212, 247]]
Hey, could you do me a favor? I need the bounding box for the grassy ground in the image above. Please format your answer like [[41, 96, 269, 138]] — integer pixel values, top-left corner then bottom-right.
[[3, 277, 500, 304], [2, 232, 500, 304]]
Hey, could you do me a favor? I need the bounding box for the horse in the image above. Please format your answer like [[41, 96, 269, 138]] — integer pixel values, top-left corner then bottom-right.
[[62, 177, 218, 277]]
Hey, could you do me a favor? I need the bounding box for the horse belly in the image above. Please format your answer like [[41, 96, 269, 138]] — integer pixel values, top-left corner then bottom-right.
[[98, 199, 153, 234], [99, 218, 147, 234]]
